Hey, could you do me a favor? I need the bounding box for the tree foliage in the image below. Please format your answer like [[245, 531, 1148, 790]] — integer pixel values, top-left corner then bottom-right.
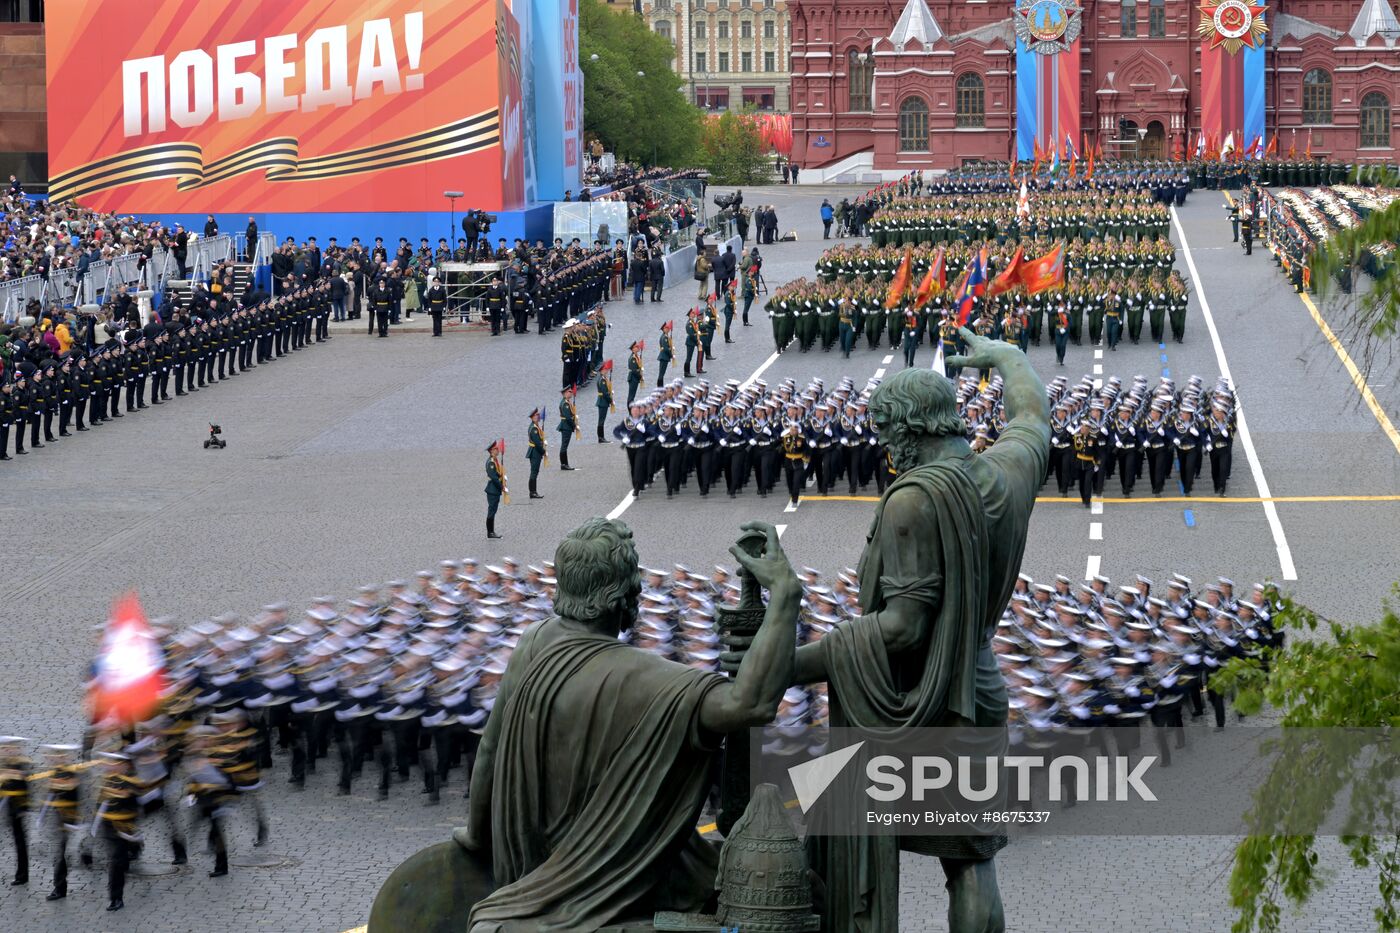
[[1211, 590, 1400, 932], [696, 111, 774, 185], [579, 0, 700, 166], [1308, 166, 1400, 371]]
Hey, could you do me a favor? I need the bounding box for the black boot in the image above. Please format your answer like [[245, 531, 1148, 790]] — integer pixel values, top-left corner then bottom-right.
[[107, 899, 124, 911], [561, 452, 575, 471], [487, 518, 501, 540]]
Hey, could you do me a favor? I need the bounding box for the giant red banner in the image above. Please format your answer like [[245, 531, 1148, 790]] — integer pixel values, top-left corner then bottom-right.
[[45, 0, 523, 212]]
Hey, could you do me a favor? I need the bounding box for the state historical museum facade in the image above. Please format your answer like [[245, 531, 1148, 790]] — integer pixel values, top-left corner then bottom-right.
[[788, 0, 1399, 173]]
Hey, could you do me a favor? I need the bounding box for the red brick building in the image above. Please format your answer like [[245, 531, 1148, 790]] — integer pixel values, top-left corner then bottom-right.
[[789, 0, 1399, 179]]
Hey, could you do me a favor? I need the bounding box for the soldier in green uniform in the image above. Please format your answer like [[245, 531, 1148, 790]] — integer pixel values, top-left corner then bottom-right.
[[595, 359, 614, 443], [626, 341, 643, 405], [557, 387, 579, 471], [485, 440, 506, 539], [526, 408, 547, 499], [838, 299, 856, 358], [683, 310, 702, 378], [656, 321, 675, 386], [768, 293, 792, 353]]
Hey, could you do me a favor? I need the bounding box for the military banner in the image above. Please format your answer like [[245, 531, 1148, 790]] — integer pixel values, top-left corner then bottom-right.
[[1197, 1, 1268, 150], [45, 0, 525, 212], [1014, 0, 1082, 162]]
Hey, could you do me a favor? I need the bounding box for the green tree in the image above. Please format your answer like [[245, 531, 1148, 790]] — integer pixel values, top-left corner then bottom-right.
[[696, 111, 772, 185], [1308, 165, 1400, 370], [579, 0, 700, 166], [1211, 592, 1400, 932]]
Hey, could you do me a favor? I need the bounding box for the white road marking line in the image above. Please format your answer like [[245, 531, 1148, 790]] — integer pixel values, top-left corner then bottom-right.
[[606, 349, 782, 521], [1089, 522, 1103, 541], [1092, 378, 1103, 390], [874, 368, 886, 378], [1094, 349, 1103, 360], [775, 524, 788, 539], [1092, 363, 1102, 375], [1090, 500, 1103, 515], [882, 355, 894, 365], [1171, 205, 1297, 580], [1084, 555, 1101, 581], [784, 499, 800, 513]]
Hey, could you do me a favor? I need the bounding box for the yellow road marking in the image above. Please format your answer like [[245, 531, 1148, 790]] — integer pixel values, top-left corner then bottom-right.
[[1224, 188, 1400, 457], [803, 494, 1400, 505], [1298, 290, 1400, 457]]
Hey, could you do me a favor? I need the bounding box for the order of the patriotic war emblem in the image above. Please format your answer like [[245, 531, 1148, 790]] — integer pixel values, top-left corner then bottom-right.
[[1197, 1, 1269, 54], [1014, 0, 1083, 55]]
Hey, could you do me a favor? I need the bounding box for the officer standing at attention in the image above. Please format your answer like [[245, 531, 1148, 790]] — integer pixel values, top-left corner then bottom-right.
[[485, 439, 506, 539], [372, 278, 392, 338], [526, 407, 547, 499], [1240, 203, 1255, 257], [1226, 202, 1241, 243], [595, 359, 615, 443], [557, 386, 579, 471], [656, 321, 675, 387], [425, 274, 448, 336], [626, 340, 644, 405], [485, 275, 506, 336]]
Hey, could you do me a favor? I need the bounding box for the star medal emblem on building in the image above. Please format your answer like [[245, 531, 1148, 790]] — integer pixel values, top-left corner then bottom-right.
[[1014, 0, 1084, 55], [1197, 0, 1269, 54]]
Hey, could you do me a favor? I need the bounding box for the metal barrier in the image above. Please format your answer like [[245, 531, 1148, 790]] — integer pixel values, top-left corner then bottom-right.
[[252, 232, 276, 267], [46, 266, 81, 308], [80, 259, 109, 305], [145, 247, 175, 290], [109, 252, 142, 291], [2, 274, 49, 322]]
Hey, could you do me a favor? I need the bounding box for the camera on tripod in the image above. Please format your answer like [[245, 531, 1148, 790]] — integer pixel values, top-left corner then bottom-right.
[[713, 193, 737, 210], [204, 423, 226, 449]]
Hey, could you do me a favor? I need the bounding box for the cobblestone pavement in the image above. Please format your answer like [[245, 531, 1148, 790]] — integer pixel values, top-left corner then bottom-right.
[[1, 183, 1395, 932]]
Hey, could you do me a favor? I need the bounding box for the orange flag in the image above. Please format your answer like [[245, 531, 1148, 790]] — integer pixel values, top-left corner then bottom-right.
[[988, 246, 1025, 297], [884, 244, 913, 309], [913, 247, 945, 309], [1019, 242, 1065, 296], [90, 593, 165, 728]]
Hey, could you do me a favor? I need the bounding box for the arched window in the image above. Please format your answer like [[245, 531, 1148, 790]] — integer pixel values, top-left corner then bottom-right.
[[655, 19, 672, 40], [1121, 0, 1137, 37], [956, 73, 985, 128], [847, 48, 873, 111], [1360, 92, 1391, 148], [1149, 0, 1165, 36], [1302, 69, 1332, 124], [899, 96, 929, 151]]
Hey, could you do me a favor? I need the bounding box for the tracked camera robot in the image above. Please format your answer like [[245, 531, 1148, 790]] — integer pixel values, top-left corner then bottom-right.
[[204, 424, 227, 450]]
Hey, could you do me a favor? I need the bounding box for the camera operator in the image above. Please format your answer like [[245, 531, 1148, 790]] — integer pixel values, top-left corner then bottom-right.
[[462, 210, 479, 255]]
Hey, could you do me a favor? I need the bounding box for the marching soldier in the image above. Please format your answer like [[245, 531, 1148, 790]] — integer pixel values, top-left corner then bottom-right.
[[0, 735, 29, 887], [1071, 419, 1100, 508], [780, 405, 811, 506], [94, 751, 143, 912], [183, 727, 234, 878], [1206, 401, 1235, 496], [31, 744, 90, 900]]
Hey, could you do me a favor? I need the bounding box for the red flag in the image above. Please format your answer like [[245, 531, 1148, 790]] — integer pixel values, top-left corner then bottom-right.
[[1265, 132, 1278, 159], [1067, 149, 1077, 178], [1086, 145, 1095, 180], [913, 248, 944, 309], [90, 593, 164, 728], [1287, 130, 1297, 160], [1304, 133, 1312, 160], [1019, 243, 1065, 296], [988, 246, 1025, 297], [884, 244, 913, 310]]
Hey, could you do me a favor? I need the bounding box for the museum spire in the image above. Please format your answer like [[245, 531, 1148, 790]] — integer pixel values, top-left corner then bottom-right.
[[888, 0, 943, 48]]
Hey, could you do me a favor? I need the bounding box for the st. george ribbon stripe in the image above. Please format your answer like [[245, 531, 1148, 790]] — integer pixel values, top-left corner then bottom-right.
[[48, 110, 499, 202]]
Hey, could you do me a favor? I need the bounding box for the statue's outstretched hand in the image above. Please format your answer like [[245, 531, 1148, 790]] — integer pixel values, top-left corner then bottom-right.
[[729, 522, 800, 598], [946, 325, 1014, 372]]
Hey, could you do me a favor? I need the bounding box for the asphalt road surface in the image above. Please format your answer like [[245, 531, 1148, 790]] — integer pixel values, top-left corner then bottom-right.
[[1, 182, 1395, 932]]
